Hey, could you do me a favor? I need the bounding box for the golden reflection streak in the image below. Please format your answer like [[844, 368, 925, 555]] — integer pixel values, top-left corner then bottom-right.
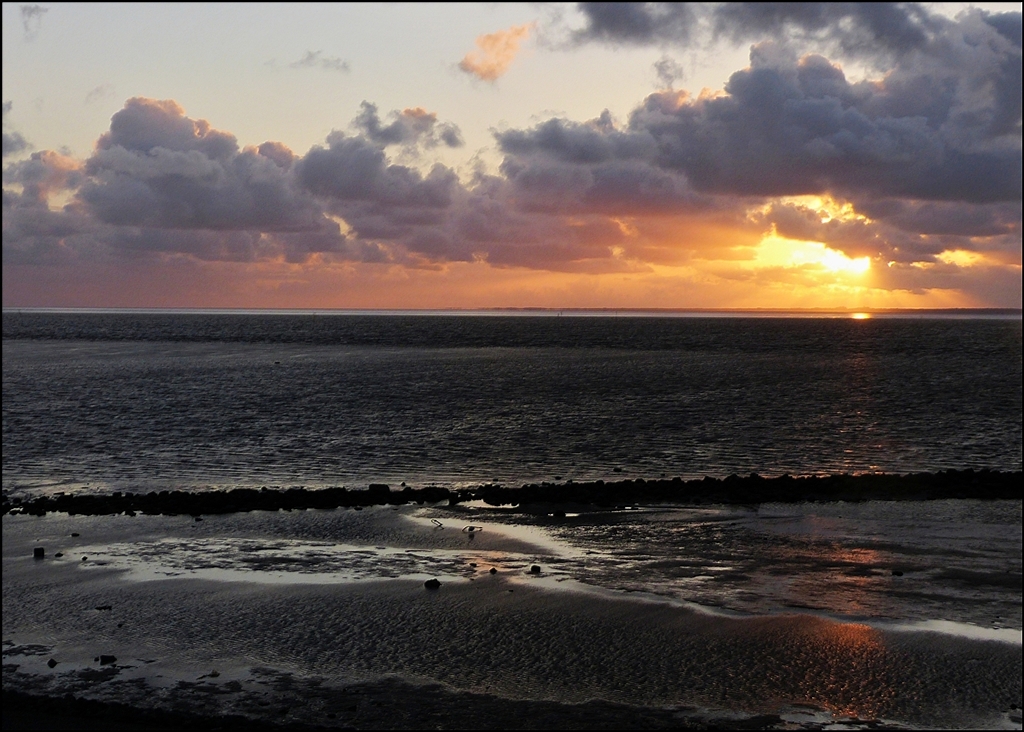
[[764, 615, 893, 721]]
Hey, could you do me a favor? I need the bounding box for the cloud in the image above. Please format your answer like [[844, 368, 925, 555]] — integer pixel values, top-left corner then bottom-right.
[[566, 2, 941, 60], [707, 2, 940, 58], [290, 51, 350, 73], [78, 98, 330, 234], [19, 4, 47, 40], [2, 101, 31, 158], [622, 40, 1021, 202], [3, 98, 350, 267], [653, 55, 684, 89], [459, 23, 533, 82], [571, 2, 698, 46], [2, 2, 1021, 306], [500, 9, 1022, 209], [352, 102, 463, 149], [84, 84, 116, 105]]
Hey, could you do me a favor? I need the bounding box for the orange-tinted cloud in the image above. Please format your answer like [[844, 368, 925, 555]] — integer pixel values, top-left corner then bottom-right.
[[458, 23, 533, 82], [3, 4, 1021, 309]]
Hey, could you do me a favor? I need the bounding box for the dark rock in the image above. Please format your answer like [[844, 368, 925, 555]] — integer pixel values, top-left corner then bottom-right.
[[892, 570, 904, 576], [54, 552, 63, 558], [71, 533, 80, 537], [33, 547, 44, 559], [81, 556, 88, 561], [194, 516, 203, 522], [47, 658, 57, 668], [489, 567, 497, 574], [530, 565, 541, 574], [469, 562, 477, 568], [96, 605, 112, 611], [424, 578, 441, 590], [99, 655, 116, 665]]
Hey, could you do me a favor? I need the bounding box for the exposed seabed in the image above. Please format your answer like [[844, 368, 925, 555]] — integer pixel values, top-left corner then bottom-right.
[[3, 485, 1022, 730]]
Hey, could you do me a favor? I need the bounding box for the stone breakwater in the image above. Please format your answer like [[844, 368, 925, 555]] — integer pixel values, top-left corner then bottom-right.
[[3, 469, 1019, 517]]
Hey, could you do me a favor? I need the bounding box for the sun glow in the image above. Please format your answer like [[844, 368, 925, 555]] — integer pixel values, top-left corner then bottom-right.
[[936, 250, 988, 267], [755, 232, 871, 275]]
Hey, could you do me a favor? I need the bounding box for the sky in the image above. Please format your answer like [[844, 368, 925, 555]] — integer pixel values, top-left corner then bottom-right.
[[2, 2, 1021, 310]]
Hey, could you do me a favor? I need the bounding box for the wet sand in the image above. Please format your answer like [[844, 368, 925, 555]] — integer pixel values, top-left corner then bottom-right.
[[3, 507, 1021, 730]]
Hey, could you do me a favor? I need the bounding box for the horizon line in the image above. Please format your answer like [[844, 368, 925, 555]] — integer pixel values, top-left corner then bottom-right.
[[3, 306, 1022, 317]]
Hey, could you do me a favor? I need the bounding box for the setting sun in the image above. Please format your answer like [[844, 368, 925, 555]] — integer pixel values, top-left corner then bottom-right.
[[754, 231, 871, 275]]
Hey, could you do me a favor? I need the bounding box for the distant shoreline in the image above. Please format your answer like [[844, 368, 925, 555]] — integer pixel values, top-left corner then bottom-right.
[[3, 306, 1022, 318], [4, 469, 1020, 518]]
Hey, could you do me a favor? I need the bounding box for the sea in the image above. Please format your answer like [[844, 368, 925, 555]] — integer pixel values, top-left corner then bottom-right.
[[3, 309, 1021, 496], [2, 309, 1022, 728]]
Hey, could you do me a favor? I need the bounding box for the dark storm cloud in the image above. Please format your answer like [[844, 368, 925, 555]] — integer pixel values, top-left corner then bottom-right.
[[352, 102, 464, 149], [2, 102, 30, 158], [290, 51, 350, 73]]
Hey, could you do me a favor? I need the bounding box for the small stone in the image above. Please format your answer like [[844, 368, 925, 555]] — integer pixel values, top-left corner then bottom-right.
[[81, 556, 88, 562], [33, 547, 45, 559], [71, 533, 80, 537], [489, 567, 497, 574], [54, 552, 63, 558], [99, 655, 116, 665], [892, 570, 904, 576], [96, 605, 112, 611], [469, 562, 477, 568], [530, 565, 541, 574], [424, 578, 441, 590], [194, 516, 203, 522], [47, 658, 57, 668]]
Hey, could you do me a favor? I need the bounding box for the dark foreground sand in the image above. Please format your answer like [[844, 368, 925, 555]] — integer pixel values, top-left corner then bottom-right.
[[3, 507, 1021, 730]]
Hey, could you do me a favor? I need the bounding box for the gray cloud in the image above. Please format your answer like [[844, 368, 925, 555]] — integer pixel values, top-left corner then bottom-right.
[[19, 4, 47, 41], [653, 55, 684, 89], [296, 130, 459, 209], [502, 10, 1022, 207], [85, 84, 115, 105], [352, 102, 464, 149], [78, 98, 325, 233], [569, 2, 943, 60], [2, 101, 31, 158], [290, 51, 350, 73], [572, 2, 699, 46], [4, 0, 1021, 291], [708, 2, 940, 58]]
